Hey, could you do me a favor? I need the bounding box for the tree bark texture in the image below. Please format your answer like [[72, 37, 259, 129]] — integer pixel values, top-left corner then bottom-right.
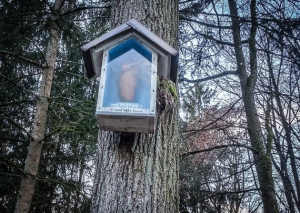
[[90, 1, 179, 212], [14, 1, 63, 212], [110, 0, 178, 48], [228, 0, 279, 212]]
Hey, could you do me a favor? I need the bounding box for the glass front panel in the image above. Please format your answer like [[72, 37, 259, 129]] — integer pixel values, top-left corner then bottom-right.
[[98, 38, 156, 115]]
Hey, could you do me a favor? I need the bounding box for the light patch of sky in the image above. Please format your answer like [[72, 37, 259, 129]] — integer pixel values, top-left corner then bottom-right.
[[283, 0, 300, 18], [210, 0, 230, 15], [179, 0, 238, 119]]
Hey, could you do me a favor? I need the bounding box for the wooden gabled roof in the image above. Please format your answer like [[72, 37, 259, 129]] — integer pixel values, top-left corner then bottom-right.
[[81, 19, 178, 83]]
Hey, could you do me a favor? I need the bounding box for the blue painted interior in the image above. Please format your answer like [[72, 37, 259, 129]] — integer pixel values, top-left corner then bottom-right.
[[108, 38, 152, 62], [102, 38, 153, 111]]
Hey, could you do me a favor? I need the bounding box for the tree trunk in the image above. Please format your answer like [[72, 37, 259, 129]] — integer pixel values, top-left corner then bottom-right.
[[14, 1, 63, 212], [227, 0, 279, 212], [90, 1, 179, 212], [267, 49, 298, 213]]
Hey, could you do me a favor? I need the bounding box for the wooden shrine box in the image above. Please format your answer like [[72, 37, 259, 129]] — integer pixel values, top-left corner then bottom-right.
[[81, 19, 178, 133]]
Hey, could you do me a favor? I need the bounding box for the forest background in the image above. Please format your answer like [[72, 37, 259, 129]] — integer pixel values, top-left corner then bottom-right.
[[0, 0, 299, 212]]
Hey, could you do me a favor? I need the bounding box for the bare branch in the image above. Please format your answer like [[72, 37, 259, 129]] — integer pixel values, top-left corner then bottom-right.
[[187, 22, 235, 46], [180, 71, 238, 83], [181, 143, 258, 158], [180, 17, 231, 29], [182, 99, 241, 135]]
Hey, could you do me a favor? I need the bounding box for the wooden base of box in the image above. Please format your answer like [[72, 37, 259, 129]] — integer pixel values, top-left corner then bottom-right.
[[97, 114, 155, 133]]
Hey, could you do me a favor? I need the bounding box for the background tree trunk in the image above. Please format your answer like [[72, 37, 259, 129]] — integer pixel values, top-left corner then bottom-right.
[[90, 0, 179, 212], [14, 0, 63, 212], [228, 0, 279, 212]]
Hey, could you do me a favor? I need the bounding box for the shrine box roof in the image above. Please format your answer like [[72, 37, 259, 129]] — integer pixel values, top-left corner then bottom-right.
[[81, 19, 179, 83]]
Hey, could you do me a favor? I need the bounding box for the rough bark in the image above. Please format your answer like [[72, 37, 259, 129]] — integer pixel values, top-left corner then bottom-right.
[[110, 0, 178, 48], [14, 0, 63, 212], [227, 0, 279, 212], [90, 1, 179, 212]]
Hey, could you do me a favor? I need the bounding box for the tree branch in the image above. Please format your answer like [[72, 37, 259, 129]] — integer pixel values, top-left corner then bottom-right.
[[38, 176, 90, 200], [0, 50, 47, 69], [0, 115, 33, 139], [0, 73, 39, 98], [0, 100, 36, 107], [181, 143, 258, 158], [0, 155, 26, 176], [0, 137, 28, 143], [180, 71, 238, 83], [187, 22, 235, 46], [1, 116, 25, 132], [180, 17, 231, 29], [43, 128, 62, 140], [23, 37, 48, 66], [182, 99, 241, 135], [63, 6, 110, 15]]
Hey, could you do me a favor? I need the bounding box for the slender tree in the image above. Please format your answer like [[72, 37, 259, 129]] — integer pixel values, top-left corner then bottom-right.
[[227, 0, 279, 212], [14, 0, 64, 212], [1, 0, 106, 211], [90, 0, 180, 212], [177, 0, 299, 211]]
